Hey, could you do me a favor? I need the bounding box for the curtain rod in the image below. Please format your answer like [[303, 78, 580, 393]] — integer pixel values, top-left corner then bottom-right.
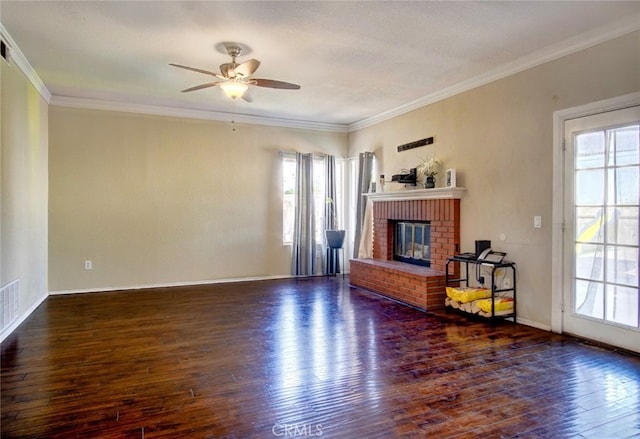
[[278, 152, 373, 159], [279, 151, 349, 159]]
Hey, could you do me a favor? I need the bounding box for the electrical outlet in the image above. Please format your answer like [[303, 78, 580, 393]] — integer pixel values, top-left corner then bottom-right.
[[84, 260, 92, 270]]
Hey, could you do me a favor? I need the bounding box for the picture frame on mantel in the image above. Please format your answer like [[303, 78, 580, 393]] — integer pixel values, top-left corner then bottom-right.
[[446, 169, 456, 187]]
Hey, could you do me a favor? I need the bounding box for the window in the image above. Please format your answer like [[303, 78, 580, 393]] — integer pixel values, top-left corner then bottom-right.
[[282, 155, 346, 245], [573, 123, 639, 327], [347, 158, 359, 243], [282, 156, 296, 244]]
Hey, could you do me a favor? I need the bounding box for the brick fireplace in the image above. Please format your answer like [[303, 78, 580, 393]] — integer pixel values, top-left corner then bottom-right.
[[350, 188, 463, 311]]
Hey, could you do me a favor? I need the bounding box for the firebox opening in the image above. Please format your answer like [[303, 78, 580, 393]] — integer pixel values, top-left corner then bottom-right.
[[393, 221, 431, 267]]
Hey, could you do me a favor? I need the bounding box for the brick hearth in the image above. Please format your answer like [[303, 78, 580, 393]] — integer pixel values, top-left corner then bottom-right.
[[349, 259, 447, 310], [350, 191, 462, 311]]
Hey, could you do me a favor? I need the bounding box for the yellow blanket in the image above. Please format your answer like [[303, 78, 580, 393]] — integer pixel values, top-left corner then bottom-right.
[[446, 286, 491, 303], [475, 297, 514, 313]]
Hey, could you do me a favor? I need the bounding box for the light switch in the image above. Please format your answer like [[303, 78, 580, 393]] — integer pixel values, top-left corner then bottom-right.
[[534, 216, 542, 229]]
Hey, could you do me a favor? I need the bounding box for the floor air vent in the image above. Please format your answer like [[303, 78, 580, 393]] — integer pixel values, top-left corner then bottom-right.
[[1, 280, 19, 331]]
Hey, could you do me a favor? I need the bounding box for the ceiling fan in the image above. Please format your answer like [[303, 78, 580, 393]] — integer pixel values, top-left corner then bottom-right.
[[170, 42, 300, 102]]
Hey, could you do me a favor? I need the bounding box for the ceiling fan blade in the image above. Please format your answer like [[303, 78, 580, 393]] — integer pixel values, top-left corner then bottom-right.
[[181, 82, 220, 93], [235, 59, 260, 78], [169, 63, 218, 77], [253, 78, 301, 90], [219, 62, 234, 78]]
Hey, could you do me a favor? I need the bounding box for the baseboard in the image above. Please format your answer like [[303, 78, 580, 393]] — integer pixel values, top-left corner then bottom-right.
[[515, 317, 551, 332], [48, 274, 294, 295], [0, 291, 48, 343]]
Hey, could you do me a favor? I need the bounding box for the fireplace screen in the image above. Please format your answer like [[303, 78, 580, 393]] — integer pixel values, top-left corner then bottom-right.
[[393, 221, 431, 267]]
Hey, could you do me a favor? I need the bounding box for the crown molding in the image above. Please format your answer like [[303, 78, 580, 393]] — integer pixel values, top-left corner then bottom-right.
[[3, 14, 638, 134], [348, 15, 640, 132], [49, 95, 349, 132], [1, 23, 345, 132], [0, 23, 51, 102]]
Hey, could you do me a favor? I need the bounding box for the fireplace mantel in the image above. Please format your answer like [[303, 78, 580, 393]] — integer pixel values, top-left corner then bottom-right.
[[365, 187, 466, 201]]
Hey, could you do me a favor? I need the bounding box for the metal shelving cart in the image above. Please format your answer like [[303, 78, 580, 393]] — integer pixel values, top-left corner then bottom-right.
[[445, 256, 517, 322]]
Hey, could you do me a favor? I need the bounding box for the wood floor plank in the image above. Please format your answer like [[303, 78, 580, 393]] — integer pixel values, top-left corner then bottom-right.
[[2, 277, 640, 438]]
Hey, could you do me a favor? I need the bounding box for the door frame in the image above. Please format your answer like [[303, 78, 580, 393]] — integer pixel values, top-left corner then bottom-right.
[[551, 91, 640, 334]]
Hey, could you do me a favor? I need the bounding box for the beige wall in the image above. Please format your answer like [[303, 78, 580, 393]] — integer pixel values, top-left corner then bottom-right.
[[1, 55, 49, 331], [348, 31, 640, 328], [48, 107, 347, 291]]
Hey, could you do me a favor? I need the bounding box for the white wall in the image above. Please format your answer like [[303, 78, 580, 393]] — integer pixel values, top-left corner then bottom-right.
[[348, 31, 640, 328], [0, 50, 49, 340]]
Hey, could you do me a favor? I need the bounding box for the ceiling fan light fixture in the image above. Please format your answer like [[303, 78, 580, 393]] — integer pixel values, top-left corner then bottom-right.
[[171, 42, 300, 101], [219, 80, 248, 99]]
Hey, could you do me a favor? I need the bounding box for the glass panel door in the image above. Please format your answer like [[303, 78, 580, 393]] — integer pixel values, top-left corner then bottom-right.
[[564, 106, 640, 353]]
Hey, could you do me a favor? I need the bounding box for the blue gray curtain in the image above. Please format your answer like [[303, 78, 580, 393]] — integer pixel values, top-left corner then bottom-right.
[[323, 155, 340, 275], [353, 152, 374, 258], [291, 153, 316, 276]]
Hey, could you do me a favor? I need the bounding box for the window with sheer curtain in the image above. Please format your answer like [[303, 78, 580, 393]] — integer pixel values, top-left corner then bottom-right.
[[573, 123, 639, 327], [282, 155, 345, 245]]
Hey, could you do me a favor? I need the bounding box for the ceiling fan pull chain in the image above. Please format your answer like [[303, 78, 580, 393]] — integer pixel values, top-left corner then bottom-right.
[[231, 100, 237, 132]]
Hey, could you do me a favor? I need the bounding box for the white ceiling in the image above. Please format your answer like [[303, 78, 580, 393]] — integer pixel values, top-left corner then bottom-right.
[[2, 1, 640, 130]]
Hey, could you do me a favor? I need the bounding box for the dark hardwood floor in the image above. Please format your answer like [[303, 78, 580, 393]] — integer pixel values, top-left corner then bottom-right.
[[2, 277, 639, 438]]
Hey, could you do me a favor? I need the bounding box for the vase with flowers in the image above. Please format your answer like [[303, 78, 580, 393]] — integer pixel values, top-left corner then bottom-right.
[[417, 156, 442, 188]]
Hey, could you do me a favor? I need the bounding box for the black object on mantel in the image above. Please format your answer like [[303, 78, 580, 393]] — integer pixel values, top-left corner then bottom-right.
[[397, 137, 434, 152], [391, 168, 417, 185]]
